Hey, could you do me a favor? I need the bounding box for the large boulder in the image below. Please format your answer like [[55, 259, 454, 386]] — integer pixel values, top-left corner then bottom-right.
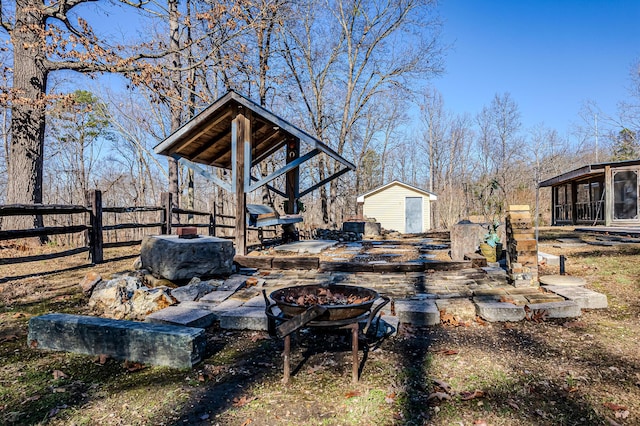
[[88, 274, 176, 320], [141, 235, 234, 281]]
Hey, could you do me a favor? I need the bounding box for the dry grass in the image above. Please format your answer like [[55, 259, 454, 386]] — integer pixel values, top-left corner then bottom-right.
[[1, 229, 639, 425]]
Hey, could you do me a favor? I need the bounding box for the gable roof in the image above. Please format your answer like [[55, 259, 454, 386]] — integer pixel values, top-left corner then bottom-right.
[[539, 158, 640, 187], [356, 180, 437, 203], [154, 90, 355, 171]]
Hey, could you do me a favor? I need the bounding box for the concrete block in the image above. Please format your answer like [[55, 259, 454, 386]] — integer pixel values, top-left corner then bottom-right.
[[524, 293, 566, 304], [435, 298, 477, 321], [544, 286, 608, 309], [394, 300, 439, 326], [525, 301, 581, 318], [219, 306, 269, 331], [28, 313, 206, 369], [538, 252, 560, 266], [141, 235, 234, 281], [475, 301, 526, 322], [145, 306, 217, 328]]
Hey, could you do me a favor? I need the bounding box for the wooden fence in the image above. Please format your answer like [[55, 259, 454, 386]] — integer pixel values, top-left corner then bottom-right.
[[0, 190, 230, 265]]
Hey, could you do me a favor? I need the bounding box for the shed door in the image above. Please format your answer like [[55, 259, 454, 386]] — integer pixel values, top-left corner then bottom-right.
[[405, 197, 423, 233]]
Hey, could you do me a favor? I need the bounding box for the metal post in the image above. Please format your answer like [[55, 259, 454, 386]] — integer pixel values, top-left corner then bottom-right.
[[559, 255, 566, 275]]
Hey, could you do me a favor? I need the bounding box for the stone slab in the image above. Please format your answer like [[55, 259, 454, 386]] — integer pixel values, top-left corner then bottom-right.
[[538, 252, 560, 266], [450, 222, 486, 261], [145, 306, 217, 328], [141, 235, 234, 281], [544, 286, 608, 309], [274, 240, 338, 254], [525, 301, 581, 318], [538, 275, 586, 287], [524, 293, 566, 304], [219, 306, 269, 331], [28, 313, 206, 369], [199, 290, 236, 303], [475, 301, 526, 322], [435, 298, 477, 321], [394, 300, 439, 326]]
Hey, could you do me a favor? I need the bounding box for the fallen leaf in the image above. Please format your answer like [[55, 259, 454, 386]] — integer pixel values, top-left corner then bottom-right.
[[345, 390, 361, 398], [499, 295, 517, 305], [95, 354, 109, 365], [440, 310, 459, 326], [615, 410, 629, 419], [385, 392, 396, 403], [433, 349, 459, 356], [232, 396, 256, 407], [604, 402, 628, 411], [473, 420, 488, 426], [52, 370, 67, 380], [12, 312, 26, 319], [432, 379, 452, 394], [506, 399, 520, 410], [475, 316, 487, 326], [124, 361, 145, 372], [460, 390, 485, 401], [239, 417, 252, 425], [427, 392, 452, 401], [250, 333, 268, 342], [245, 277, 259, 287], [0, 334, 19, 343]]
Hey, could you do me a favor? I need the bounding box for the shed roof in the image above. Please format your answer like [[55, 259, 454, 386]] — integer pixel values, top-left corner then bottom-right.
[[539, 158, 640, 187], [356, 180, 437, 203], [154, 90, 355, 171]]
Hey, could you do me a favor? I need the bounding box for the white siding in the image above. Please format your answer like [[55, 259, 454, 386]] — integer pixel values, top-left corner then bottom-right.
[[362, 183, 432, 233]]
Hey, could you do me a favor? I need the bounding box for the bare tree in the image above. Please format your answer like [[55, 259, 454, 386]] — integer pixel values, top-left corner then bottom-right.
[[282, 0, 444, 225]]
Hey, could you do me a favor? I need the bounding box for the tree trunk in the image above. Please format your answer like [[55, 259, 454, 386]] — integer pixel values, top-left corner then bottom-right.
[[6, 0, 48, 232], [168, 0, 181, 224]]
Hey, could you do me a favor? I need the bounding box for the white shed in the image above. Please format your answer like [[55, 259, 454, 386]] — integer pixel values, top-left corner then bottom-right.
[[356, 181, 437, 233]]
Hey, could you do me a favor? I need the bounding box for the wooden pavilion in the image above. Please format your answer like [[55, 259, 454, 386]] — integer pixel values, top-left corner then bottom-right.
[[154, 91, 356, 254]]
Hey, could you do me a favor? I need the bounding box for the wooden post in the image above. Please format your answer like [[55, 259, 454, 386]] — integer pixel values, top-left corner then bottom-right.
[[605, 166, 612, 226], [161, 192, 173, 235], [86, 190, 103, 264], [233, 113, 251, 255], [285, 138, 300, 214]]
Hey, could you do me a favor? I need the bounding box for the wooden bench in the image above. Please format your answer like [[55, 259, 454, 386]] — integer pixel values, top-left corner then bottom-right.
[[246, 204, 303, 228]]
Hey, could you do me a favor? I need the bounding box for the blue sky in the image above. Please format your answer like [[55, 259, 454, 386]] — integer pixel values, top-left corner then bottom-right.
[[434, 0, 640, 138]]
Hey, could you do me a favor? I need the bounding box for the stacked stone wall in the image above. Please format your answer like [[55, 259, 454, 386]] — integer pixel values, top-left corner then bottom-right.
[[505, 205, 538, 287]]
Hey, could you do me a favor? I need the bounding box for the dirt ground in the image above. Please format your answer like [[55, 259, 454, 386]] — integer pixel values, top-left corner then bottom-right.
[[1, 228, 639, 426]]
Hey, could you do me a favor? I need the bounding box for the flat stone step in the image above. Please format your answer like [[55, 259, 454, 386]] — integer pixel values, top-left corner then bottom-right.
[[544, 286, 608, 309], [219, 306, 270, 331], [475, 301, 526, 322], [28, 313, 206, 369], [435, 298, 477, 322], [145, 306, 217, 328], [525, 301, 581, 318], [539, 275, 586, 286], [393, 300, 439, 326]]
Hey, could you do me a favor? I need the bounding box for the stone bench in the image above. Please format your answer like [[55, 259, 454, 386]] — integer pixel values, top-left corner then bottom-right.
[[28, 313, 206, 369]]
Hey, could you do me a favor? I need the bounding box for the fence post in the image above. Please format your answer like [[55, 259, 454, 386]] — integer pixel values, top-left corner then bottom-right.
[[86, 190, 104, 264], [161, 192, 172, 235]]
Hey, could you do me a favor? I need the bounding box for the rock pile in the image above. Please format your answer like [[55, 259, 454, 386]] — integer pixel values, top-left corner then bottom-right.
[[314, 228, 362, 241]]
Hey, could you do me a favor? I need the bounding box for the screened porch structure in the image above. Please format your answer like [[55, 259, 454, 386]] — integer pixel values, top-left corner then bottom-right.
[[539, 159, 640, 226]]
